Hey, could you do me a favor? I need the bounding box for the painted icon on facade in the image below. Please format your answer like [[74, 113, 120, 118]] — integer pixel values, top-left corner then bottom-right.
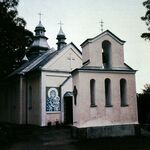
[[46, 87, 60, 112]]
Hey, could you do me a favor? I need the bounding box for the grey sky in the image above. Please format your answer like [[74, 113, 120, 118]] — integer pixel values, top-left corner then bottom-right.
[[18, 0, 150, 92]]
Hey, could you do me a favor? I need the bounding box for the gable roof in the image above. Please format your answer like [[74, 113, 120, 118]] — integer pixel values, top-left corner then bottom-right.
[[81, 30, 126, 47], [8, 48, 56, 77], [8, 42, 82, 77]]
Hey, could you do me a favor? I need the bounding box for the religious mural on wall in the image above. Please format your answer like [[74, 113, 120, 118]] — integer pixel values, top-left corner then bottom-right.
[[46, 87, 60, 112]]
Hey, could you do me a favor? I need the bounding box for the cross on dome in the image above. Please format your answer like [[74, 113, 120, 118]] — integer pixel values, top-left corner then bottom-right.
[[57, 21, 65, 36], [38, 12, 43, 22], [58, 21, 64, 27]]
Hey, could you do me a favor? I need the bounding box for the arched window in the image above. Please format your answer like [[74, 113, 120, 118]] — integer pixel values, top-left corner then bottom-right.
[[105, 78, 112, 107], [120, 79, 128, 106], [102, 40, 112, 68], [90, 79, 96, 107], [29, 86, 32, 109]]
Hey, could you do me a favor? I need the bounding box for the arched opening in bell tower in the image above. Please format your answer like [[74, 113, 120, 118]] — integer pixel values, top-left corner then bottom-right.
[[102, 40, 112, 68]]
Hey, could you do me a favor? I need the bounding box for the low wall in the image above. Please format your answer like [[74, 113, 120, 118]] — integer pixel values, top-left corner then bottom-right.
[[71, 124, 140, 139]]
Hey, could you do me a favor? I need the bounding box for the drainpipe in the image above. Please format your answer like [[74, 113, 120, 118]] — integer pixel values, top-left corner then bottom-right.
[[59, 85, 63, 123], [19, 75, 23, 124], [25, 75, 28, 125]]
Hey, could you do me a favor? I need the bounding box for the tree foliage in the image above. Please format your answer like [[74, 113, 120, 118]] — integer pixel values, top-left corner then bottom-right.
[[137, 84, 150, 124], [141, 0, 150, 40], [0, 0, 33, 79], [143, 83, 150, 94]]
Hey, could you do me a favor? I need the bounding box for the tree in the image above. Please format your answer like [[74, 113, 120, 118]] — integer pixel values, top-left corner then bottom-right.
[[143, 83, 150, 94], [0, 0, 33, 79], [141, 0, 150, 40], [137, 84, 150, 125]]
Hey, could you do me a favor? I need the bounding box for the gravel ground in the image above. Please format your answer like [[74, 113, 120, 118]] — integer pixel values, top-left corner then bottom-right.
[[0, 125, 150, 150]]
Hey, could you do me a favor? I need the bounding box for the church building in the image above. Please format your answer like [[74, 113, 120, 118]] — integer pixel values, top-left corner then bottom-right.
[[0, 20, 139, 138], [0, 20, 82, 126]]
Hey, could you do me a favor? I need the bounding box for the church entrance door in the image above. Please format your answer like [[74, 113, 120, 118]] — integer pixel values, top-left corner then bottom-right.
[[64, 95, 73, 124]]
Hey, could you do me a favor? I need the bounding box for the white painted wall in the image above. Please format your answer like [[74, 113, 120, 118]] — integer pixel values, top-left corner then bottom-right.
[[43, 44, 82, 71], [41, 44, 82, 126], [73, 31, 138, 128], [82, 32, 125, 68], [72, 71, 138, 128], [41, 71, 70, 125], [27, 73, 41, 125]]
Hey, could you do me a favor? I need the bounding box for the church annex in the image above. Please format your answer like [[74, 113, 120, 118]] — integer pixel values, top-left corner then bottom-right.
[[0, 20, 139, 138]]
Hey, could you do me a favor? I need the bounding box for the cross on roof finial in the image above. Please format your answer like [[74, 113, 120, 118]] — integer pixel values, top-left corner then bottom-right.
[[58, 21, 64, 27], [38, 12, 43, 22], [99, 19, 104, 32]]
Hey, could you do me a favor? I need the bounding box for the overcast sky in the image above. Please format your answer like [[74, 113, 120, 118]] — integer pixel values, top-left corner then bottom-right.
[[18, 0, 150, 93]]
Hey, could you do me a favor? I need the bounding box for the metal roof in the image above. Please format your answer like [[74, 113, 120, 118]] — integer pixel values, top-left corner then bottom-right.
[[8, 43, 81, 77], [8, 48, 56, 77]]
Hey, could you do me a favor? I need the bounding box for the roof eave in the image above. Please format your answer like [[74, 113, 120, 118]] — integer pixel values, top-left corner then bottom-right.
[[80, 30, 126, 48], [72, 68, 137, 75], [70, 42, 82, 55]]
